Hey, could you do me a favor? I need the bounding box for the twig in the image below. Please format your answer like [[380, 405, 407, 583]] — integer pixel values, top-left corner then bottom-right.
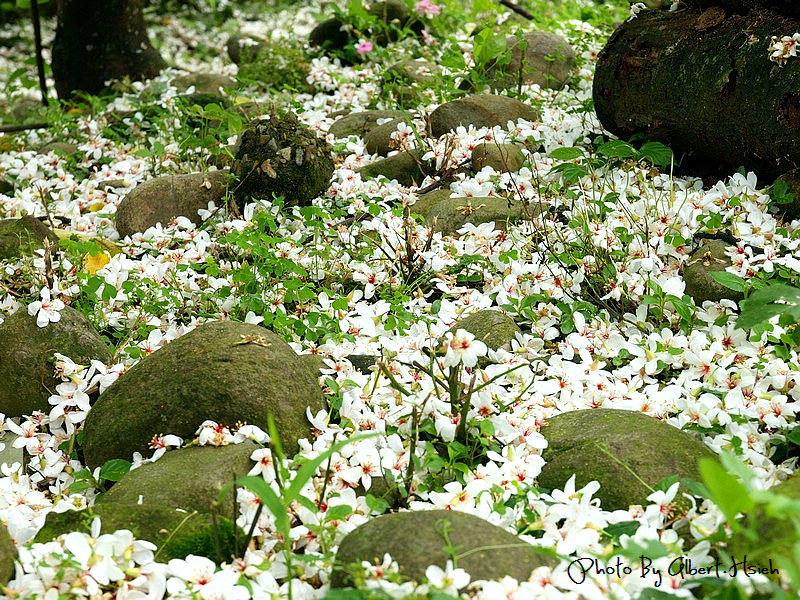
[[30, 0, 49, 106], [499, 0, 535, 20], [0, 122, 49, 134]]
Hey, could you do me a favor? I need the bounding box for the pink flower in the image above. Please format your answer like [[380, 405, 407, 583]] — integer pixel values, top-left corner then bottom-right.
[[356, 40, 374, 55], [421, 28, 435, 46], [415, 0, 440, 17]]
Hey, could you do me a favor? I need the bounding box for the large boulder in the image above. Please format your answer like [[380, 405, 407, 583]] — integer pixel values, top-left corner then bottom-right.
[[483, 31, 576, 91], [409, 188, 453, 219], [35, 503, 239, 562], [0, 215, 58, 260], [425, 195, 541, 235], [115, 171, 227, 238], [539, 409, 716, 510], [365, 118, 405, 156], [331, 510, 555, 587], [683, 238, 745, 305], [429, 95, 540, 138], [0, 522, 15, 584], [328, 110, 406, 140], [100, 443, 256, 518], [0, 307, 112, 417], [232, 112, 334, 210], [82, 321, 324, 469]]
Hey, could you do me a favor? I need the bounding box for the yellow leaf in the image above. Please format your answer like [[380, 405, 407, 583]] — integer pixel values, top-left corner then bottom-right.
[[90, 201, 107, 212]]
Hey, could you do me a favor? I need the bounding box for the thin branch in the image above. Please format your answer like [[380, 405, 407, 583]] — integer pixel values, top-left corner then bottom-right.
[[499, 0, 535, 20], [30, 0, 49, 106], [0, 122, 49, 134]]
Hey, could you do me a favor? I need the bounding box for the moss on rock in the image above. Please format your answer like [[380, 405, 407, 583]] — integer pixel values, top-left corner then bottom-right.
[[429, 95, 540, 139], [82, 321, 324, 469], [0, 215, 57, 260], [115, 171, 228, 238], [0, 307, 112, 417], [236, 42, 313, 93], [358, 150, 433, 187], [331, 510, 556, 587], [0, 521, 16, 584], [425, 195, 541, 236], [539, 409, 716, 510], [34, 503, 241, 562], [483, 31, 576, 91], [100, 443, 256, 518], [446, 310, 522, 352], [232, 112, 334, 210], [471, 143, 526, 173], [683, 239, 744, 305]]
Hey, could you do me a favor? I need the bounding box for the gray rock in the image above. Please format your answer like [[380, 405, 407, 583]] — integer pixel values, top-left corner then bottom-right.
[[328, 110, 405, 140], [409, 188, 453, 218], [115, 171, 227, 238], [484, 31, 576, 91], [472, 142, 526, 173], [332, 510, 556, 587], [226, 35, 265, 65], [173, 72, 236, 95], [0, 215, 57, 260], [82, 321, 325, 469], [539, 409, 716, 510], [429, 94, 540, 138], [683, 239, 745, 304], [0, 307, 112, 417]]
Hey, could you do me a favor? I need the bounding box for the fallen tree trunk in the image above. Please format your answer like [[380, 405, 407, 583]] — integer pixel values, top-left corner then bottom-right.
[[594, 6, 800, 180]]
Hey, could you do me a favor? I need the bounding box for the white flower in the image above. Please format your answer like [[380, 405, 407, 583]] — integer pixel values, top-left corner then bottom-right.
[[27, 288, 65, 328], [441, 328, 488, 368], [425, 560, 470, 594]]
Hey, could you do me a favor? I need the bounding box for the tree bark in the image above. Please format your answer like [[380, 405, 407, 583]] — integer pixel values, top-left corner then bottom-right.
[[593, 6, 800, 180], [52, 0, 166, 100]]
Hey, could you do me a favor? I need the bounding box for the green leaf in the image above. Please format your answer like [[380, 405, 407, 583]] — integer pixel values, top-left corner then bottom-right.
[[603, 520, 640, 539], [549, 146, 584, 161], [787, 427, 800, 447], [365, 493, 390, 513], [98, 459, 131, 482], [736, 284, 800, 330], [639, 141, 674, 167], [224, 475, 290, 537], [699, 458, 753, 528], [709, 271, 746, 293], [324, 504, 353, 522], [597, 140, 636, 159]]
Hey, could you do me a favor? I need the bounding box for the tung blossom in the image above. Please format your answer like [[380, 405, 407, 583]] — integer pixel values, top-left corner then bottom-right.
[[27, 288, 65, 327], [415, 0, 440, 17], [769, 33, 800, 66]]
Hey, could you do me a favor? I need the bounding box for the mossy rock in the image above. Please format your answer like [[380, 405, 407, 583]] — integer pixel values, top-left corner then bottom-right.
[[34, 503, 241, 562], [539, 409, 716, 510], [358, 150, 434, 187], [445, 310, 522, 353], [309, 17, 353, 55], [0, 307, 112, 417], [331, 510, 556, 587], [226, 35, 265, 65], [728, 473, 800, 573], [410, 189, 452, 219], [429, 95, 540, 138], [471, 143, 526, 173], [0, 522, 16, 584], [115, 171, 228, 238], [683, 239, 744, 305], [232, 112, 334, 209], [82, 321, 324, 469], [328, 110, 405, 140], [101, 443, 256, 518], [365, 118, 404, 156], [483, 31, 576, 91], [384, 59, 443, 106], [425, 195, 541, 235], [0, 215, 57, 260], [236, 41, 313, 93]]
